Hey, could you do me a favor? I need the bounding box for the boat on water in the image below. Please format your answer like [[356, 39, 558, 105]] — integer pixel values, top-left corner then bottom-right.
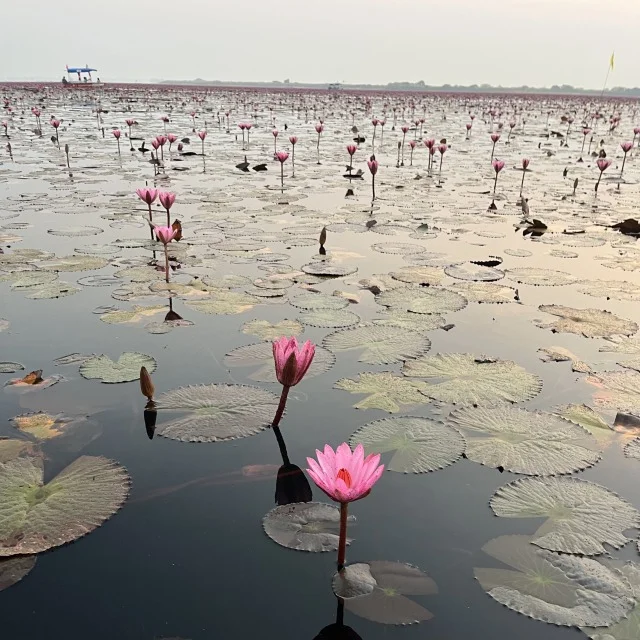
[[62, 65, 102, 87]]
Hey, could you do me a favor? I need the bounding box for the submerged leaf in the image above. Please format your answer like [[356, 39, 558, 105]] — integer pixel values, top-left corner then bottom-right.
[[350, 416, 464, 473], [403, 353, 542, 405], [490, 477, 639, 555], [155, 384, 278, 442], [0, 456, 130, 556], [263, 502, 355, 552], [448, 405, 600, 476]]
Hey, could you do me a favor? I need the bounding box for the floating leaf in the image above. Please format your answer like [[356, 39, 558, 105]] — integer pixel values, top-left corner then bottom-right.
[[301, 262, 358, 277], [343, 561, 437, 625], [0, 439, 37, 463], [579, 280, 640, 303], [582, 561, 640, 640], [490, 477, 639, 555], [263, 502, 354, 552], [7, 271, 58, 290], [445, 263, 505, 282], [350, 416, 464, 473], [332, 563, 378, 599], [449, 282, 517, 303], [403, 353, 542, 405], [100, 305, 166, 325], [624, 438, 640, 461], [0, 363, 24, 374], [535, 306, 637, 339], [506, 268, 576, 286], [80, 352, 157, 384], [335, 372, 431, 413], [587, 370, 640, 414], [4, 372, 62, 392], [390, 266, 444, 285], [554, 404, 615, 442], [372, 309, 446, 334], [447, 405, 600, 475], [241, 319, 304, 341], [299, 308, 360, 328], [11, 412, 86, 440], [53, 353, 95, 366], [25, 281, 80, 299], [372, 242, 424, 255], [538, 347, 592, 373], [376, 286, 467, 315], [324, 325, 430, 365], [155, 384, 278, 442], [0, 556, 37, 592], [475, 535, 635, 627], [41, 255, 109, 272], [225, 342, 335, 383], [0, 456, 129, 556], [186, 290, 259, 315]]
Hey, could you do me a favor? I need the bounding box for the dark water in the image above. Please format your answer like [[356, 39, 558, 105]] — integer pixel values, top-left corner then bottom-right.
[[0, 85, 639, 639]]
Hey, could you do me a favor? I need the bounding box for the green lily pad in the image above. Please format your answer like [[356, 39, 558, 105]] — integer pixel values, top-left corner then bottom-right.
[[0, 556, 37, 592], [490, 477, 640, 555], [155, 384, 278, 442], [324, 325, 430, 365], [506, 268, 576, 286], [100, 305, 166, 325], [186, 290, 260, 315], [0, 455, 130, 556], [41, 255, 109, 272], [447, 405, 600, 475], [80, 352, 157, 384], [299, 308, 360, 328], [554, 404, 615, 443], [403, 353, 542, 405], [535, 305, 637, 339], [376, 286, 467, 315], [350, 416, 464, 473], [241, 319, 304, 341]]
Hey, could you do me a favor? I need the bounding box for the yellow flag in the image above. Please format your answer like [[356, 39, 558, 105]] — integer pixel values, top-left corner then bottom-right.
[[610, 52, 615, 71]]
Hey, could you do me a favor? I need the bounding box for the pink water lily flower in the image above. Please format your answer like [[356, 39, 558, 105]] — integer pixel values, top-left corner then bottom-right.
[[306, 443, 384, 504], [159, 191, 176, 211], [490, 133, 500, 143], [154, 225, 178, 245], [346, 144, 357, 156], [113, 129, 121, 139], [198, 130, 207, 141], [522, 158, 530, 170], [597, 158, 612, 172], [136, 187, 158, 205], [50, 119, 60, 129], [272, 336, 315, 388], [492, 158, 505, 173], [276, 150, 289, 163], [367, 159, 378, 175], [167, 133, 178, 144], [289, 135, 298, 145], [621, 141, 633, 153]]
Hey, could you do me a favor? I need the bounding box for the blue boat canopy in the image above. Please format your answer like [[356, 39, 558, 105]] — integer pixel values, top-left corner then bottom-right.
[[67, 67, 97, 73]]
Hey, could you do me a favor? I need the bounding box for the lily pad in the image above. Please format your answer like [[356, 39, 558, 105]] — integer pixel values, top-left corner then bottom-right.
[[11, 412, 86, 440], [624, 438, 640, 461], [490, 476, 639, 555], [535, 306, 637, 339], [25, 281, 80, 299], [447, 405, 600, 476], [449, 282, 518, 304], [155, 384, 278, 442], [301, 262, 358, 277], [186, 290, 259, 315], [506, 268, 576, 287], [80, 352, 157, 384], [403, 353, 542, 405], [0, 439, 37, 463], [579, 280, 640, 303], [390, 266, 444, 285], [350, 416, 464, 473], [289, 292, 349, 311], [587, 370, 640, 414], [299, 308, 361, 328], [445, 263, 505, 282], [263, 502, 354, 552], [475, 534, 636, 627], [0, 455, 130, 556], [324, 325, 430, 365], [376, 286, 467, 315], [0, 363, 24, 374], [372, 310, 446, 334], [100, 305, 166, 325], [342, 561, 437, 625], [225, 342, 335, 383], [554, 404, 615, 443], [335, 372, 431, 413], [538, 347, 592, 373], [332, 563, 378, 599], [41, 255, 109, 272], [0, 556, 37, 592]]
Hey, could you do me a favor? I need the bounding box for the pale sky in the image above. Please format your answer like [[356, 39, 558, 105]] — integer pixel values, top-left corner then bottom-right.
[[4, 0, 640, 88]]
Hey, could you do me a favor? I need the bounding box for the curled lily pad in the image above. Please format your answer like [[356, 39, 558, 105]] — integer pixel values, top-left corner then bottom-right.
[[538, 346, 592, 373], [4, 372, 62, 392], [475, 535, 636, 627], [490, 477, 640, 555], [447, 405, 600, 476], [225, 342, 334, 383], [155, 384, 278, 442], [332, 563, 378, 599], [80, 352, 156, 384], [554, 404, 615, 443], [335, 372, 431, 413], [0, 363, 24, 374], [324, 325, 430, 365], [0, 456, 129, 556], [403, 353, 542, 405], [350, 416, 464, 473], [535, 305, 637, 339], [342, 561, 437, 625], [241, 319, 304, 341], [11, 412, 86, 441], [263, 502, 354, 552]]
